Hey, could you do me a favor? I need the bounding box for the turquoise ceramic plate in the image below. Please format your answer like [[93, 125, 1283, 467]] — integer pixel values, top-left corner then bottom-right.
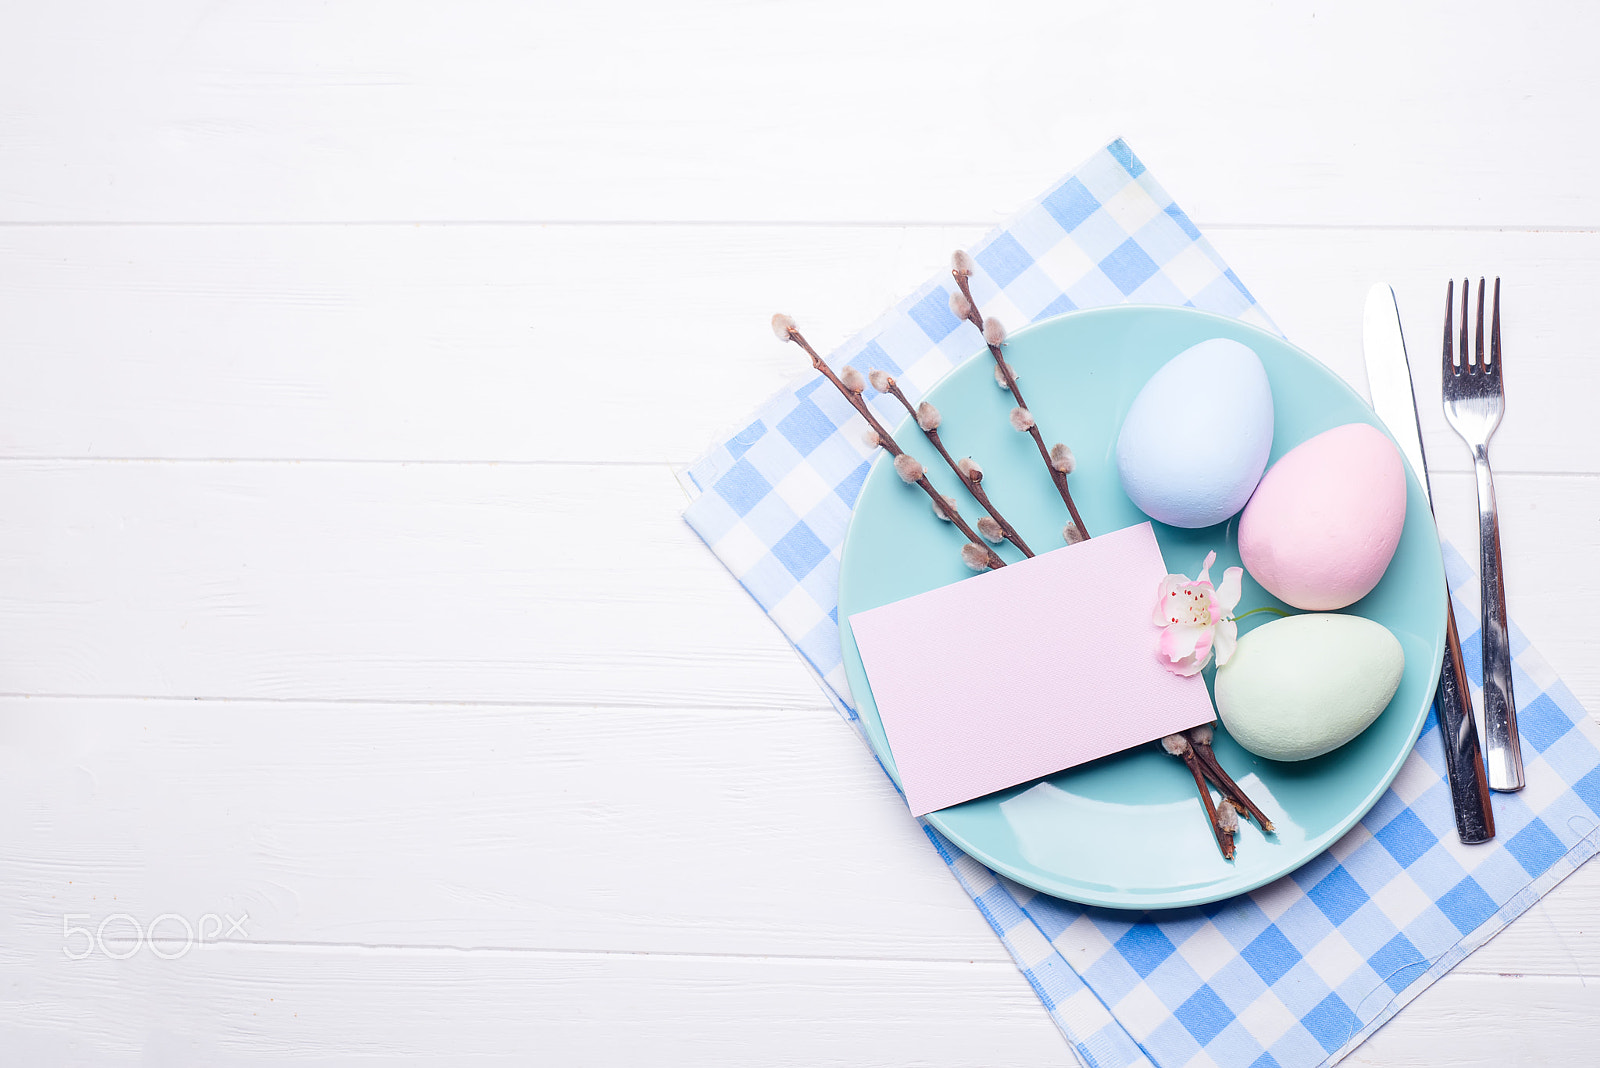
[[838, 305, 1446, 910]]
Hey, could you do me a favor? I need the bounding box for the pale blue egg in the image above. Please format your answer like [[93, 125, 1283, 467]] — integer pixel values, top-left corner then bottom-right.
[[1114, 338, 1274, 528]]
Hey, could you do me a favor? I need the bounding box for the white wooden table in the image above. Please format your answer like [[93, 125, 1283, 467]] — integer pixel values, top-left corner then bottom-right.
[[3, 3, 1598, 1063]]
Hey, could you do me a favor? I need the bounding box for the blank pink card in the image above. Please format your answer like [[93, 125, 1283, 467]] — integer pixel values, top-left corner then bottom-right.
[[848, 522, 1216, 816]]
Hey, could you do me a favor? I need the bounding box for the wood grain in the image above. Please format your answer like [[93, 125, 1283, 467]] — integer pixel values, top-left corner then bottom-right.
[[0, 946, 1072, 1066], [0, 461, 826, 709], [4, 0, 1598, 1061], [0, 461, 1591, 718], [4, 694, 1600, 981], [0, 696, 998, 962], [1, 2, 1597, 227], [0, 226, 1595, 472]]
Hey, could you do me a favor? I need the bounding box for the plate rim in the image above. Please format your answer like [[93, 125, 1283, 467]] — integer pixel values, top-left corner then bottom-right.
[[837, 303, 1447, 911]]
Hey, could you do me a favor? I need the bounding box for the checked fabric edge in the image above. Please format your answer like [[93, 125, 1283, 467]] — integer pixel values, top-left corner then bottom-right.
[[672, 138, 1296, 1067], [1305, 545, 1600, 1061], [685, 511, 1600, 1068], [1319, 543, 1600, 1063], [677, 141, 1600, 1067]]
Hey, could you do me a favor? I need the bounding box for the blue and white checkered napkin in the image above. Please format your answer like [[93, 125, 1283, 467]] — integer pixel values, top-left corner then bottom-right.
[[680, 140, 1600, 1068]]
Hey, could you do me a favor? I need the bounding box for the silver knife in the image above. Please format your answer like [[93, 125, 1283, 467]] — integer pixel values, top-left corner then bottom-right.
[[1363, 284, 1495, 843]]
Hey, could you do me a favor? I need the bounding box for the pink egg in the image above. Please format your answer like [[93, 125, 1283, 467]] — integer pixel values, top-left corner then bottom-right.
[[1238, 423, 1407, 611]]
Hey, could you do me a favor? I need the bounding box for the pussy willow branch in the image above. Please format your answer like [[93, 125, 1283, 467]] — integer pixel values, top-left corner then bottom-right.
[[1165, 734, 1233, 860], [951, 266, 1091, 538], [877, 379, 1033, 558], [1188, 725, 1274, 833], [781, 323, 1004, 570]]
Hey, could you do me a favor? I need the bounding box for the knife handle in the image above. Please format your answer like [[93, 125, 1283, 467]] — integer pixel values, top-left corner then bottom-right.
[[1436, 595, 1495, 843]]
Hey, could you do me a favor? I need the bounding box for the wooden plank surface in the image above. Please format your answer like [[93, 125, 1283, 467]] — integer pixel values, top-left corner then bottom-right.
[[3, 0, 1597, 1063], [0, 948, 1073, 1066], [0, 462, 824, 709], [5, 694, 1600, 976], [0, 226, 1595, 472], [0, 461, 1589, 714], [1, 2, 1597, 227], [0, 697, 996, 962]]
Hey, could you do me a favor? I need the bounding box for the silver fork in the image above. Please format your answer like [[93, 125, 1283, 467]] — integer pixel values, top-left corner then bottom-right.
[[1442, 277, 1524, 792]]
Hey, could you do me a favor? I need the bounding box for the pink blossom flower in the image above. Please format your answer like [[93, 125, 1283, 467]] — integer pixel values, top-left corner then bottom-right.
[[1154, 551, 1243, 677]]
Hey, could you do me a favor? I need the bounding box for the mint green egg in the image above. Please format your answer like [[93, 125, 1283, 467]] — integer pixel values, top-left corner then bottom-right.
[[1215, 614, 1405, 762]]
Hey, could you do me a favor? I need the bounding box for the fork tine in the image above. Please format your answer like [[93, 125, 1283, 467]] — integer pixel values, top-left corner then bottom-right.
[[1443, 278, 1456, 375], [1474, 278, 1487, 372], [1489, 277, 1502, 374], [1461, 278, 1472, 372]]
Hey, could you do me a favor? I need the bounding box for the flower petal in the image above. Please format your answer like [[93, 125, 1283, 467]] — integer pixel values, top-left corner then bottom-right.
[[1196, 550, 1217, 586], [1216, 566, 1244, 614], [1160, 623, 1206, 662], [1213, 619, 1238, 667]]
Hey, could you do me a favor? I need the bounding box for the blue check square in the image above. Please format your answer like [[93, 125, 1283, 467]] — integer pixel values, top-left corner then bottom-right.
[[1436, 876, 1498, 936], [1241, 924, 1297, 987], [1368, 932, 1428, 993], [775, 398, 838, 458], [1174, 984, 1233, 1047], [1506, 818, 1566, 877], [1300, 993, 1359, 1055], [851, 338, 901, 377], [713, 458, 772, 517], [1100, 238, 1161, 295], [1114, 925, 1178, 979], [976, 232, 1035, 289], [1518, 693, 1573, 753], [907, 288, 961, 343], [833, 460, 870, 507], [1307, 866, 1367, 928], [771, 521, 829, 581], [1375, 807, 1438, 868], [1571, 764, 1600, 816], [1042, 176, 1101, 232]]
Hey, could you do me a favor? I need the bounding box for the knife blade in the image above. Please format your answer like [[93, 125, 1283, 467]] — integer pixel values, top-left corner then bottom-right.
[[1364, 287, 1433, 505], [1363, 284, 1495, 843]]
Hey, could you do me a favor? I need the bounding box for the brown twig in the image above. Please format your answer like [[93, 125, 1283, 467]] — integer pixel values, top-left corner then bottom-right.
[[872, 375, 1033, 558], [1164, 734, 1232, 859], [1217, 800, 1240, 858], [951, 258, 1091, 539], [1187, 724, 1275, 833], [775, 317, 1004, 570]]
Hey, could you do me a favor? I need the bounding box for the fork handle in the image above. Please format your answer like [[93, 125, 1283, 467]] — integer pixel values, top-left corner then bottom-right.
[[1474, 447, 1525, 791]]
